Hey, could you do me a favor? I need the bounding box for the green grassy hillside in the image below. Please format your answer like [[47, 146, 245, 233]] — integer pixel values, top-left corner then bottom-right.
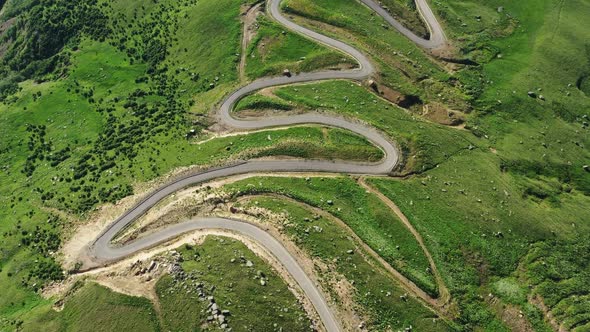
[[245, 15, 356, 78], [17, 283, 159, 332], [227, 176, 439, 296], [0, 0, 381, 329], [0, 0, 588, 330], [157, 236, 312, 332], [273, 0, 589, 329], [236, 194, 453, 331]]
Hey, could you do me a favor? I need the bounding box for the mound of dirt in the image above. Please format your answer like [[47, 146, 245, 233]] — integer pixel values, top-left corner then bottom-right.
[[422, 102, 465, 126]]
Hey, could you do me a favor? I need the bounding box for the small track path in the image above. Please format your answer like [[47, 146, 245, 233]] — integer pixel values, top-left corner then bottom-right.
[[358, 177, 450, 306]]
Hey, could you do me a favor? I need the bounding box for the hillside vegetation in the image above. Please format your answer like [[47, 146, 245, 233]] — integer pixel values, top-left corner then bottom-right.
[[238, 0, 590, 330], [0, 0, 380, 329], [0, 0, 588, 330]]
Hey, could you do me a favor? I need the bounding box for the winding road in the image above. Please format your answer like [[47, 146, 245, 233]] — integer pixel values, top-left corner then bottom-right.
[[87, 1, 446, 331]]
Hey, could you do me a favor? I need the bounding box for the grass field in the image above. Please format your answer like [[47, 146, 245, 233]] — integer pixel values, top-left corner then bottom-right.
[[281, 0, 470, 110], [238, 79, 474, 174], [156, 236, 312, 332], [5, 234, 311, 332], [233, 0, 590, 327], [224, 176, 438, 296], [235, 195, 453, 331], [245, 15, 356, 78], [0, 0, 384, 328], [1, 0, 589, 329], [15, 282, 159, 332]]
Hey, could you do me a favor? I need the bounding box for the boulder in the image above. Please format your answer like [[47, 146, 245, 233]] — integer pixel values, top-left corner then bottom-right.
[[218, 314, 226, 323]]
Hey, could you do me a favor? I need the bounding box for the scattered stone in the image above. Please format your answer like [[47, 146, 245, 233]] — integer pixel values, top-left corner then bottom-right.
[[327, 200, 334, 205], [283, 69, 291, 77], [246, 260, 253, 267], [527, 91, 537, 98], [583, 165, 589, 172], [346, 249, 354, 255]]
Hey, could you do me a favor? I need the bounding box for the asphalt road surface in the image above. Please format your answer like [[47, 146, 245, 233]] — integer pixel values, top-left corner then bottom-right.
[[88, 1, 446, 331]]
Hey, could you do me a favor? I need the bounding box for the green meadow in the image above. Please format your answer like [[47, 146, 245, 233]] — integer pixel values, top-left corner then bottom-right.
[[17, 282, 159, 332], [157, 236, 311, 332], [245, 15, 356, 78], [236, 195, 454, 331], [0, 0, 381, 329], [0, 0, 589, 330], [226, 176, 438, 296]]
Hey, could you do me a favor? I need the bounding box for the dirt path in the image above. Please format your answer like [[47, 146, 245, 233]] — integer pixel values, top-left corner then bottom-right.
[[239, 2, 263, 82], [357, 177, 451, 306]]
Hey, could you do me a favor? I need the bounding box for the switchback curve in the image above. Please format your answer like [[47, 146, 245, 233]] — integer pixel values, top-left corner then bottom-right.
[[87, 1, 447, 331]]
